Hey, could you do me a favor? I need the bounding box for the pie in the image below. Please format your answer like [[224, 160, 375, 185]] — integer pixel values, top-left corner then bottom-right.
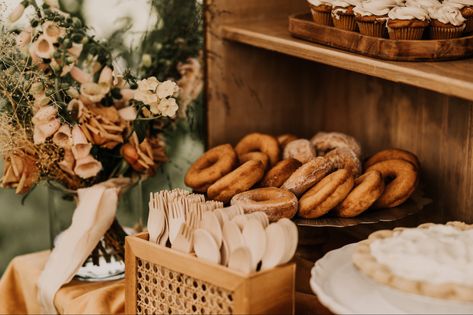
[[352, 222, 473, 302]]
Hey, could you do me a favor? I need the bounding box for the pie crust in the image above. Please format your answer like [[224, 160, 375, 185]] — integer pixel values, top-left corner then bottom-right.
[[352, 221, 473, 302]]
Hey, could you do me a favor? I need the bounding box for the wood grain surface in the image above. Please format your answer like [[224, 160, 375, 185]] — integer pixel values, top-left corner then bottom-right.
[[289, 14, 473, 61]]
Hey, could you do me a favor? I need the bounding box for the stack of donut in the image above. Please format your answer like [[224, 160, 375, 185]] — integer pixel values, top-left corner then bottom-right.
[[184, 131, 420, 221]]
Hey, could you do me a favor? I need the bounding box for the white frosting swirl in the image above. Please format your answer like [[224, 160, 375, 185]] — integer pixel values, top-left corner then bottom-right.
[[307, 0, 334, 6], [388, 6, 430, 20], [370, 225, 473, 286], [428, 4, 466, 25], [443, 0, 473, 9], [354, 0, 404, 16], [405, 0, 442, 9], [332, 0, 361, 8]]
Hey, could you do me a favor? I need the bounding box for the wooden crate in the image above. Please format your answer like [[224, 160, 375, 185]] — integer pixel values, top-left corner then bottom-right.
[[125, 233, 295, 314]]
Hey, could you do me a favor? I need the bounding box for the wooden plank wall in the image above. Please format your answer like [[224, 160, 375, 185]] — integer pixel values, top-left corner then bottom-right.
[[206, 0, 473, 222]]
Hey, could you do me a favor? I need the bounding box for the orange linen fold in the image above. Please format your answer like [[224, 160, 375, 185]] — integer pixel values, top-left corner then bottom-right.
[[0, 251, 124, 314]]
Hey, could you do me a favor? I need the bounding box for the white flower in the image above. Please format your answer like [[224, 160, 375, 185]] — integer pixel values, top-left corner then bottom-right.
[[137, 77, 159, 92], [33, 35, 55, 59], [80, 82, 110, 104], [134, 89, 158, 106], [157, 98, 178, 117], [157, 80, 179, 99]]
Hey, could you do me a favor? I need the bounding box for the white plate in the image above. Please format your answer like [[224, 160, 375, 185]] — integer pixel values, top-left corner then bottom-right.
[[310, 243, 473, 314]]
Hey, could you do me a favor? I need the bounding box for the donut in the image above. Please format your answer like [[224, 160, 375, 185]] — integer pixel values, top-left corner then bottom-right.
[[231, 187, 298, 222], [185, 144, 237, 193], [299, 169, 354, 219], [335, 170, 385, 218], [283, 139, 317, 164], [260, 158, 302, 188], [281, 157, 334, 197], [366, 160, 417, 209], [310, 132, 362, 157], [239, 151, 270, 170], [235, 133, 280, 167], [277, 134, 298, 150], [207, 160, 265, 203], [364, 148, 420, 170], [325, 148, 361, 176]]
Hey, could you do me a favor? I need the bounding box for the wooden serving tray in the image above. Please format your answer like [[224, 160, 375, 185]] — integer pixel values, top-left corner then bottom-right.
[[289, 13, 473, 61]]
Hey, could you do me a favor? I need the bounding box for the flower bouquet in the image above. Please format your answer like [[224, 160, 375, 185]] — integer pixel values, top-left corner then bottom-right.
[[1, 0, 181, 300]]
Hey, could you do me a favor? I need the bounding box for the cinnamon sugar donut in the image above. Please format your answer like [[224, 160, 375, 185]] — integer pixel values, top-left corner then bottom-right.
[[281, 157, 334, 197], [207, 160, 265, 203], [335, 170, 385, 218], [364, 148, 420, 170], [185, 144, 237, 193], [277, 134, 298, 150], [283, 139, 317, 164], [235, 133, 280, 166], [260, 158, 302, 188], [299, 169, 354, 219], [239, 151, 270, 170], [366, 160, 417, 209], [311, 132, 362, 157], [325, 148, 362, 176], [231, 187, 298, 222]]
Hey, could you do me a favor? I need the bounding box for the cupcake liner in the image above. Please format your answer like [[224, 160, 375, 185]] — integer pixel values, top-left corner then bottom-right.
[[332, 14, 358, 31], [310, 9, 334, 26], [388, 27, 425, 40], [429, 25, 465, 39], [356, 21, 387, 38], [465, 17, 473, 33]]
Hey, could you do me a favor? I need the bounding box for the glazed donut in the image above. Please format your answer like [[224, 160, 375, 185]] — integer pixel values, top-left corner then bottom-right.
[[185, 144, 237, 193], [366, 160, 417, 209], [239, 151, 270, 170], [283, 139, 317, 164], [311, 132, 362, 157], [281, 157, 334, 197], [325, 148, 361, 176], [207, 160, 265, 203], [277, 134, 298, 150], [335, 170, 385, 218], [231, 187, 298, 222], [299, 169, 354, 219], [260, 158, 302, 188], [364, 148, 420, 170], [235, 133, 280, 166]]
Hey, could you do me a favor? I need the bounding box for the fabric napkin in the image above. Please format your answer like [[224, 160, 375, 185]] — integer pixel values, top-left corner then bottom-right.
[[36, 180, 125, 314]]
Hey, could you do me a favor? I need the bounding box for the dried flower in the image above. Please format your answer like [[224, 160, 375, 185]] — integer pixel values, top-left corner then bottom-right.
[[177, 57, 203, 117], [80, 82, 109, 104], [70, 67, 92, 84], [8, 4, 25, 23], [32, 106, 61, 144], [16, 27, 32, 51], [53, 124, 72, 148], [118, 106, 137, 121], [74, 155, 102, 179], [121, 132, 155, 175], [42, 22, 65, 43], [0, 152, 40, 194]]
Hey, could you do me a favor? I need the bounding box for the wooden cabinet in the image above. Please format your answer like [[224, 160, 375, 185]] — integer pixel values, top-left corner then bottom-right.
[[205, 0, 473, 223]]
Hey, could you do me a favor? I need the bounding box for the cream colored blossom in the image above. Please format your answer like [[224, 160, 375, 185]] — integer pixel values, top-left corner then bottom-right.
[[1, 152, 40, 194], [33, 35, 55, 59], [157, 80, 179, 99], [42, 21, 65, 43], [134, 89, 158, 106], [16, 27, 32, 51], [8, 4, 25, 23], [80, 82, 110, 104], [157, 98, 178, 117], [137, 77, 159, 92], [74, 155, 102, 179]]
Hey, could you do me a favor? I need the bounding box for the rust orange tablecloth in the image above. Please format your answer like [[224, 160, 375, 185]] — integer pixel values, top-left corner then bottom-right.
[[0, 251, 124, 314], [0, 251, 331, 314]]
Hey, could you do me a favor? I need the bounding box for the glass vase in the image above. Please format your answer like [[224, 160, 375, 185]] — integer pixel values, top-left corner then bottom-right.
[[47, 179, 144, 281]]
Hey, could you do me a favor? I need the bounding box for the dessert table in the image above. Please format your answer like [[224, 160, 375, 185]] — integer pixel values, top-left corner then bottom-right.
[[0, 251, 331, 314]]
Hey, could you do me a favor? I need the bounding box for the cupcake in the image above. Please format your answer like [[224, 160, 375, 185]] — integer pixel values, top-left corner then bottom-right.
[[444, 0, 473, 33], [428, 5, 466, 39], [331, 0, 361, 31], [387, 6, 430, 40], [353, 0, 401, 37], [307, 0, 334, 26]]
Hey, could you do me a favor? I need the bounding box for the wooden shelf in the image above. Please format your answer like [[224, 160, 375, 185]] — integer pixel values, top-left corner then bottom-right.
[[221, 17, 473, 102]]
